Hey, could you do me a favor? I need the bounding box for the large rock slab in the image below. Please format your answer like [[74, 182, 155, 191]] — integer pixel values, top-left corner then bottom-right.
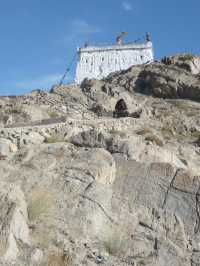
[[111, 159, 200, 265], [0, 182, 30, 262]]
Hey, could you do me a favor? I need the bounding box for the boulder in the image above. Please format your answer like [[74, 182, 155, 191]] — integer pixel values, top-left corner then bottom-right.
[[71, 129, 109, 149], [68, 148, 116, 186]]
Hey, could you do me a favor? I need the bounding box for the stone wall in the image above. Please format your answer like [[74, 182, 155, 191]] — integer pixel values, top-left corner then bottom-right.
[[0, 118, 138, 147], [75, 42, 154, 84]]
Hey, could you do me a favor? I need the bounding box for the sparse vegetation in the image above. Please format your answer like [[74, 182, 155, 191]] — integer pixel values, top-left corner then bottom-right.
[[28, 188, 54, 221], [47, 250, 72, 266], [135, 127, 164, 146], [11, 106, 22, 114], [161, 120, 200, 142], [104, 225, 128, 255], [191, 130, 200, 139], [136, 127, 153, 136], [171, 100, 200, 117], [172, 100, 195, 112], [47, 109, 58, 118], [1, 51, 200, 265], [145, 134, 164, 147], [109, 129, 127, 138], [161, 126, 175, 140], [44, 133, 67, 144], [45, 136, 60, 143], [32, 228, 52, 249], [179, 53, 194, 61]]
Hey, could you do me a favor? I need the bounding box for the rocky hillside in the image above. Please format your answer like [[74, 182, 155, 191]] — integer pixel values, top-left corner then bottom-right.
[[1, 54, 200, 266]]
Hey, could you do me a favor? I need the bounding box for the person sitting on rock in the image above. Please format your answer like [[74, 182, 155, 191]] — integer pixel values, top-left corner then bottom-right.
[[113, 99, 129, 118]]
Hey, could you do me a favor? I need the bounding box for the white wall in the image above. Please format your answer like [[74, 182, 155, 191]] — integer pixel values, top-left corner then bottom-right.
[[75, 42, 154, 84]]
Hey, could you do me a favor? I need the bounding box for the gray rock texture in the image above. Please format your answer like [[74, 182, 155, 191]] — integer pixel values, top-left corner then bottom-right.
[[0, 53, 200, 265]]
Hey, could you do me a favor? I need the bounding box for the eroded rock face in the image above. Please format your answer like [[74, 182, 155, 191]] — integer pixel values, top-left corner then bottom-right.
[[94, 54, 200, 103], [0, 133, 199, 265], [1, 53, 200, 265], [112, 160, 200, 265]]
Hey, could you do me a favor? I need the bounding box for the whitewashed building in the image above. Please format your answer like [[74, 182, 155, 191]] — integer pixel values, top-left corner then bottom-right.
[[75, 38, 154, 84]]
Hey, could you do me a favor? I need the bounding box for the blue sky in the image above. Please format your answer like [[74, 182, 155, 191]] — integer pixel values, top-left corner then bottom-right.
[[0, 0, 199, 95]]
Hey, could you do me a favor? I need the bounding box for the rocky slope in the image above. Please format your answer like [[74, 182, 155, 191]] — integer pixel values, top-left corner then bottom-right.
[[0, 54, 200, 265]]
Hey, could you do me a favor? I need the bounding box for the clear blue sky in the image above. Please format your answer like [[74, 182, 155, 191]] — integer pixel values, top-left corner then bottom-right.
[[0, 0, 199, 95]]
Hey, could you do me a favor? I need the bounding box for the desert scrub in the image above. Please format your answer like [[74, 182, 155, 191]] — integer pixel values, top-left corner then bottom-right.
[[161, 123, 198, 142], [136, 127, 153, 136], [109, 129, 127, 138], [172, 100, 194, 112], [191, 130, 200, 139], [47, 109, 58, 118], [135, 127, 164, 146], [173, 100, 191, 110], [28, 188, 54, 221], [47, 249, 73, 266], [179, 53, 194, 61], [45, 133, 67, 144], [172, 100, 200, 117], [161, 124, 185, 140], [45, 136, 60, 143], [103, 225, 129, 255], [11, 105, 22, 114], [145, 133, 164, 147]]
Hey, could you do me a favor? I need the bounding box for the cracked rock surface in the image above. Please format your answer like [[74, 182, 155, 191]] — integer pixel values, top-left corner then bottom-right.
[[0, 53, 200, 265]]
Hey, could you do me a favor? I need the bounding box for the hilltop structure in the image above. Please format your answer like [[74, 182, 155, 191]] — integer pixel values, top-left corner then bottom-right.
[[2, 53, 200, 266], [75, 33, 154, 84]]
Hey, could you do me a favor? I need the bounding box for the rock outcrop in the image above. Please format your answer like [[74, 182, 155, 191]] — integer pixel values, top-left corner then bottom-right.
[[135, 62, 200, 100], [162, 53, 200, 74], [1, 53, 200, 265]]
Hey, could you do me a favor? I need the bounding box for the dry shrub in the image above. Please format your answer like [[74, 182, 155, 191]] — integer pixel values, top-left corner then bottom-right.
[[48, 252, 65, 266], [47, 250, 73, 266], [45, 135, 60, 144], [172, 100, 200, 117], [45, 133, 67, 144], [103, 224, 129, 255], [145, 134, 164, 147], [47, 109, 58, 118], [109, 129, 127, 138], [136, 127, 164, 146], [28, 188, 54, 221], [161, 126, 175, 140], [136, 127, 153, 136], [179, 53, 194, 61]]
